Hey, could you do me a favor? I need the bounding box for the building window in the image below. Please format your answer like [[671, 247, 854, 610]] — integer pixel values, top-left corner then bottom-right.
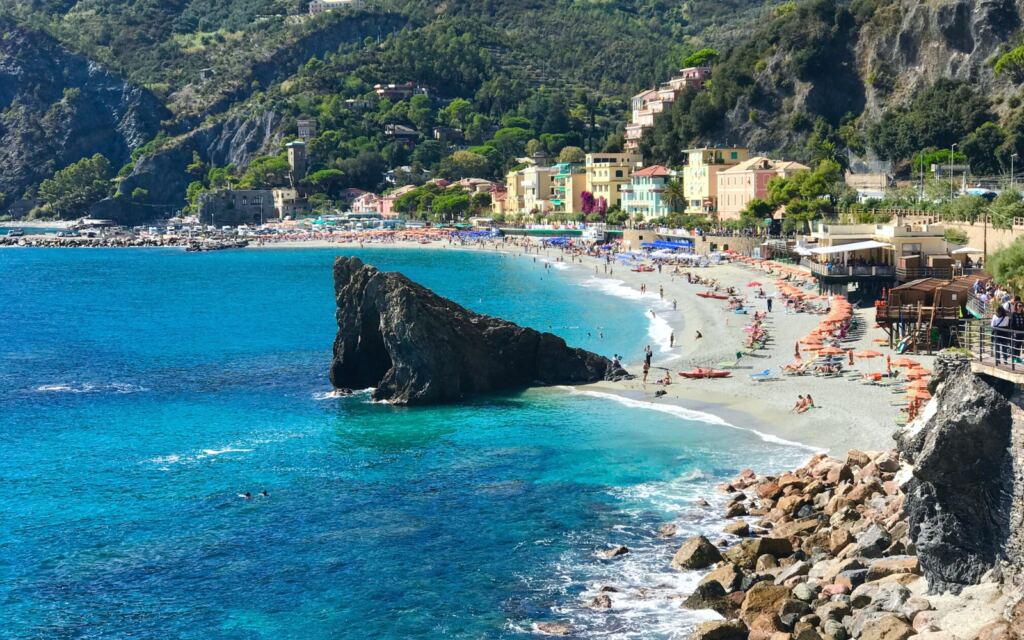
[[615, 170, 623, 178], [730, 152, 738, 159], [902, 243, 922, 256]]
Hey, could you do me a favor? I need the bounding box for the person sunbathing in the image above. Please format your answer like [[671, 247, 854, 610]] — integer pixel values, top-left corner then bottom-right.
[[791, 395, 807, 413]]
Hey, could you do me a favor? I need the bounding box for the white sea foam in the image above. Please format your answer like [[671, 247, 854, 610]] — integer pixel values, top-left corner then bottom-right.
[[579, 277, 677, 353], [198, 447, 253, 458], [312, 387, 375, 401], [565, 387, 823, 452], [34, 382, 148, 394]]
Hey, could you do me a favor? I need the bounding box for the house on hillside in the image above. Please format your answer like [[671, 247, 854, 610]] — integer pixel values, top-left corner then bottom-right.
[[625, 66, 711, 150], [585, 152, 642, 210], [385, 124, 419, 146], [309, 0, 364, 15], [717, 157, 809, 220], [375, 83, 418, 101]]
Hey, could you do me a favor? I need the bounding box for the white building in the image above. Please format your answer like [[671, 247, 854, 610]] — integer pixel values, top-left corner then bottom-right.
[[309, 0, 364, 15]]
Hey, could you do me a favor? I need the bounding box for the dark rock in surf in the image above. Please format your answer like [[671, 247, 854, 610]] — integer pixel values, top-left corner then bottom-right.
[[329, 257, 630, 406]]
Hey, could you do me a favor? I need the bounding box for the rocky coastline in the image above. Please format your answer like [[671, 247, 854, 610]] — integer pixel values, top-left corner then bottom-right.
[[540, 352, 1024, 639], [0, 236, 247, 250]]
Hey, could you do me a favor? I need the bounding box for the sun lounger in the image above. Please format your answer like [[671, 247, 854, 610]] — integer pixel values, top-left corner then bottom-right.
[[750, 368, 778, 382]]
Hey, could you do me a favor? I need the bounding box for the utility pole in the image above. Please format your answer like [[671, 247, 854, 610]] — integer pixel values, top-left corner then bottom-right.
[[949, 143, 957, 200], [1013, 153, 1018, 191]]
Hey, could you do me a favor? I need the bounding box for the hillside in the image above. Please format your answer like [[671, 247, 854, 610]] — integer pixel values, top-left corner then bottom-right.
[[4, 0, 1024, 223]]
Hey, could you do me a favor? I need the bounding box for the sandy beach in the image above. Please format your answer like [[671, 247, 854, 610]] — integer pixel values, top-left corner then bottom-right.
[[248, 236, 926, 455]]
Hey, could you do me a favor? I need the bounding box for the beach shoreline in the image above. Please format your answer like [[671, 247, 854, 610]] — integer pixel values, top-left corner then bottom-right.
[[247, 237, 912, 455]]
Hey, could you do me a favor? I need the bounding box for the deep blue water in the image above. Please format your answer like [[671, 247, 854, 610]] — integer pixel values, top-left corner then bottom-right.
[[0, 247, 807, 639]]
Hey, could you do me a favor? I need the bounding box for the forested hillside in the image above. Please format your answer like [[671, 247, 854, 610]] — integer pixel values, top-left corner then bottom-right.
[[5, 0, 1024, 223]]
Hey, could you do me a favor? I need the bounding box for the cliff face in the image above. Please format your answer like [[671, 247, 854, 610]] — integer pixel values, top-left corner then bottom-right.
[[0, 20, 169, 209], [856, 0, 1021, 115], [92, 111, 283, 224], [329, 257, 627, 405], [896, 353, 1024, 594]]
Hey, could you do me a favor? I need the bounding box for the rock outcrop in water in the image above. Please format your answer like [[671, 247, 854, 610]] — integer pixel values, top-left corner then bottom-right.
[[896, 352, 1023, 594], [328, 257, 628, 405]]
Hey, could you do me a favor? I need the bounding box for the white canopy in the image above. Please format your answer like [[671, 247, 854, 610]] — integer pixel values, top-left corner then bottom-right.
[[951, 247, 984, 255], [808, 240, 892, 256]]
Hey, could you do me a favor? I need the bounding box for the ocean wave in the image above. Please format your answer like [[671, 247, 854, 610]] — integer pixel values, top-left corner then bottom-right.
[[579, 277, 677, 353], [311, 388, 375, 401], [198, 447, 253, 458], [564, 387, 823, 452], [33, 382, 148, 394]]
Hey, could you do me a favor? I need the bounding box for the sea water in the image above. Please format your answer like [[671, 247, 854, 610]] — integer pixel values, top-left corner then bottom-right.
[[0, 247, 810, 639]]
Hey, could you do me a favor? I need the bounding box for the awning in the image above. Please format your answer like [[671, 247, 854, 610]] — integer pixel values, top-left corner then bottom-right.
[[951, 247, 984, 254], [808, 240, 892, 256]]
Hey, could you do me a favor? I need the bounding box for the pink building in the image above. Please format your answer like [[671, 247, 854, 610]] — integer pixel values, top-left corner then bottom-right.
[[379, 185, 418, 219], [625, 67, 711, 150], [716, 157, 810, 220], [351, 192, 381, 214]]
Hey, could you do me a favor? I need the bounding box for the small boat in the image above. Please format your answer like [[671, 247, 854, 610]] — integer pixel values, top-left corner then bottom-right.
[[678, 368, 732, 379], [696, 291, 730, 300], [631, 265, 655, 273]]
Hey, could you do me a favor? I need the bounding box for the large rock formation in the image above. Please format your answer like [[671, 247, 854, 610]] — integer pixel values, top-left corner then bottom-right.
[[896, 353, 1022, 594], [328, 257, 627, 405]]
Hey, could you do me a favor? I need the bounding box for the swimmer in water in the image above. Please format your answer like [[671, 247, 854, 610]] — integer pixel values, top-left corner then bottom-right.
[[260, 490, 269, 497], [240, 492, 252, 500]]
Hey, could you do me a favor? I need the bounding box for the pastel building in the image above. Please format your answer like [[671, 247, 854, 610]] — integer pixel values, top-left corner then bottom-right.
[[621, 165, 676, 221], [550, 163, 587, 216], [585, 152, 642, 210], [716, 157, 810, 220], [625, 66, 712, 150], [521, 165, 558, 215], [380, 185, 418, 219], [682, 147, 750, 216]]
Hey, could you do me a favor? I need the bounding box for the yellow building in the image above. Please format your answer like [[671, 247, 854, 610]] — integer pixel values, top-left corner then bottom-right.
[[551, 163, 587, 216], [682, 147, 749, 216], [521, 165, 558, 215], [500, 170, 525, 216], [585, 152, 642, 210]]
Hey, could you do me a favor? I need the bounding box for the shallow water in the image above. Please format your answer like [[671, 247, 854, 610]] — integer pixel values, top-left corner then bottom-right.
[[0, 247, 808, 639]]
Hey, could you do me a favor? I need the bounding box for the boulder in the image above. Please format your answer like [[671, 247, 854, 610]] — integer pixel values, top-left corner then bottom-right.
[[588, 593, 612, 609], [672, 536, 722, 570], [855, 525, 892, 558], [724, 521, 751, 537], [597, 545, 630, 559], [690, 619, 748, 640], [895, 353, 1016, 593], [859, 614, 916, 640], [659, 523, 679, 538], [700, 562, 744, 593], [329, 257, 626, 404], [748, 613, 787, 640], [682, 581, 739, 617], [866, 556, 919, 581], [535, 621, 572, 636], [871, 583, 911, 614], [740, 582, 791, 624]]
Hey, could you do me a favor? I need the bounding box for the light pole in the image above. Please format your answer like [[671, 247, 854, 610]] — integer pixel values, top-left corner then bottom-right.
[[949, 143, 957, 200], [1013, 153, 1019, 191]]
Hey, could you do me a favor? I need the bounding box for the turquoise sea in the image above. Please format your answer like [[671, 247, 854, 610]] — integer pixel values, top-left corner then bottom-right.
[[0, 247, 809, 639]]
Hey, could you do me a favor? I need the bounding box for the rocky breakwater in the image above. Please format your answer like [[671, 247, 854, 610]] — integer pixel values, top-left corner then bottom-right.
[[328, 257, 629, 405], [674, 446, 1019, 640]]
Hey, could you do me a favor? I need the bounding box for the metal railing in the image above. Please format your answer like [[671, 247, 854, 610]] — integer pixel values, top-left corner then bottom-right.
[[896, 266, 954, 281], [961, 319, 1024, 373], [801, 258, 895, 278]]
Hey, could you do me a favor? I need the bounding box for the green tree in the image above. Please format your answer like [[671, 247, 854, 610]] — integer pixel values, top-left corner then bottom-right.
[[304, 169, 346, 198], [944, 227, 969, 245], [681, 48, 718, 68], [432, 192, 471, 221], [557, 146, 586, 164], [989, 237, 1024, 294], [961, 122, 1007, 176], [36, 154, 113, 220], [438, 151, 492, 179], [988, 189, 1024, 229], [663, 180, 686, 214], [240, 155, 290, 188], [938, 195, 985, 223]]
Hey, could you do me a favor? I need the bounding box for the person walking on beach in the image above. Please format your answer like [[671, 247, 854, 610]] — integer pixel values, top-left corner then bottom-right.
[[644, 345, 653, 367], [695, 330, 703, 341], [672, 298, 677, 310], [659, 285, 664, 300], [642, 361, 650, 384], [670, 331, 675, 348], [766, 297, 773, 313], [640, 283, 646, 294]]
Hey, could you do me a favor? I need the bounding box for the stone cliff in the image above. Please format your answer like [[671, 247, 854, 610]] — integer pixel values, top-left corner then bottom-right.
[[896, 353, 1024, 594], [328, 257, 628, 405], [0, 19, 169, 211]]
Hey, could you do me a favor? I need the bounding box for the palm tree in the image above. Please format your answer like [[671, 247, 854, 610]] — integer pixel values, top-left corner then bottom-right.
[[663, 179, 686, 214]]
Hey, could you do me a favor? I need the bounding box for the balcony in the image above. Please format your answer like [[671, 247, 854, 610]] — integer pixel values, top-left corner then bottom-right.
[[800, 258, 895, 279]]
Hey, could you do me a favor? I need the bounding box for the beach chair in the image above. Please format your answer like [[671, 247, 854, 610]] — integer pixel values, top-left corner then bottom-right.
[[717, 357, 741, 369], [750, 368, 777, 382]]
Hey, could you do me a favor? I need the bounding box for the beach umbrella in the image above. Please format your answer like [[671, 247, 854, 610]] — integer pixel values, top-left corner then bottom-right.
[[818, 346, 844, 357], [909, 389, 932, 400], [855, 349, 883, 359], [747, 281, 763, 287], [892, 357, 920, 368], [908, 379, 930, 390]]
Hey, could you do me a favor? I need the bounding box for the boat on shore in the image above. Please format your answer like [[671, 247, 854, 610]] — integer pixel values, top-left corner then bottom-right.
[[678, 368, 732, 379], [696, 291, 729, 300]]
